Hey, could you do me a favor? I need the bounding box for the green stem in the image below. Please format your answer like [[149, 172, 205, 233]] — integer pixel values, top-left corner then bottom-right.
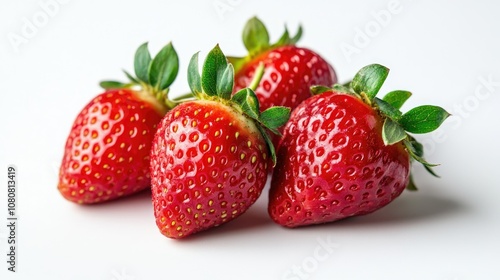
[[360, 92, 372, 106], [171, 92, 195, 101], [249, 62, 265, 91], [163, 94, 177, 109], [151, 87, 176, 110]]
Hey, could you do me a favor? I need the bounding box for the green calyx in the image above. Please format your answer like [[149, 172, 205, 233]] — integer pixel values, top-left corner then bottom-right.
[[311, 64, 450, 189], [99, 42, 180, 113], [187, 44, 291, 166], [228, 16, 302, 73]]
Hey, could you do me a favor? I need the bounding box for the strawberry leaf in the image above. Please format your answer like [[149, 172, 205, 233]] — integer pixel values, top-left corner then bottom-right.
[[243, 16, 270, 56], [374, 98, 402, 120], [256, 125, 277, 166], [123, 70, 139, 84], [351, 64, 389, 100], [274, 24, 302, 47], [311, 84, 357, 97], [400, 105, 450, 134], [290, 25, 303, 44], [274, 27, 290, 46], [100, 80, 129, 89], [404, 139, 439, 168], [311, 85, 333, 95], [148, 42, 179, 90], [232, 88, 260, 120], [383, 90, 412, 109], [406, 174, 418, 191], [134, 42, 151, 83], [259, 106, 291, 131], [332, 84, 352, 93], [424, 165, 440, 178], [404, 139, 440, 177], [202, 44, 228, 97], [99, 41, 179, 112], [217, 64, 234, 99], [237, 17, 302, 68], [188, 52, 202, 95], [407, 136, 424, 157], [382, 118, 407, 145]]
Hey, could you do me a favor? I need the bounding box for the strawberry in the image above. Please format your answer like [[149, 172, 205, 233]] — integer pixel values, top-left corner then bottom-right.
[[58, 42, 179, 204], [150, 45, 289, 238], [230, 17, 337, 146], [268, 64, 450, 227]]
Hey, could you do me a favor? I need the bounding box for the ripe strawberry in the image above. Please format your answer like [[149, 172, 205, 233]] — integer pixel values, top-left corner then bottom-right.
[[269, 64, 450, 227], [150, 45, 289, 238], [230, 17, 337, 146], [58, 42, 180, 204]]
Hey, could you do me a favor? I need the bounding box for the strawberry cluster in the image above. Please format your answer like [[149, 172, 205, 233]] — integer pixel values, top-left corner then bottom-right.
[[58, 17, 449, 238]]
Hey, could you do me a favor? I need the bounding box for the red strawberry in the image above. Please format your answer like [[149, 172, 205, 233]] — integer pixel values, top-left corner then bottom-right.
[[58, 42, 180, 204], [269, 64, 450, 227], [150, 45, 289, 238], [230, 17, 337, 146]]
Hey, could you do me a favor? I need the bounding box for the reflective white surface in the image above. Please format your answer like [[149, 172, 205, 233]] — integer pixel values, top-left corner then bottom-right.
[[1, 0, 499, 279]]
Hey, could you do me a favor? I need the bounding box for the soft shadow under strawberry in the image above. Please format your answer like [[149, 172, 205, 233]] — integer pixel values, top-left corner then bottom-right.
[[290, 191, 466, 230], [169, 198, 274, 242], [73, 189, 152, 210], [348, 192, 466, 225]]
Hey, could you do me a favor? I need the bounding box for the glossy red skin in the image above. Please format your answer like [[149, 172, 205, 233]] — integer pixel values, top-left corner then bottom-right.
[[234, 46, 337, 147], [269, 91, 410, 227], [150, 100, 269, 238], [58, 89, 163, 204]]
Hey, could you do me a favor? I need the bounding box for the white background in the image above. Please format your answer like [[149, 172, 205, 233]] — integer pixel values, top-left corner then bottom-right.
[[1, 0, 500, 279]]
